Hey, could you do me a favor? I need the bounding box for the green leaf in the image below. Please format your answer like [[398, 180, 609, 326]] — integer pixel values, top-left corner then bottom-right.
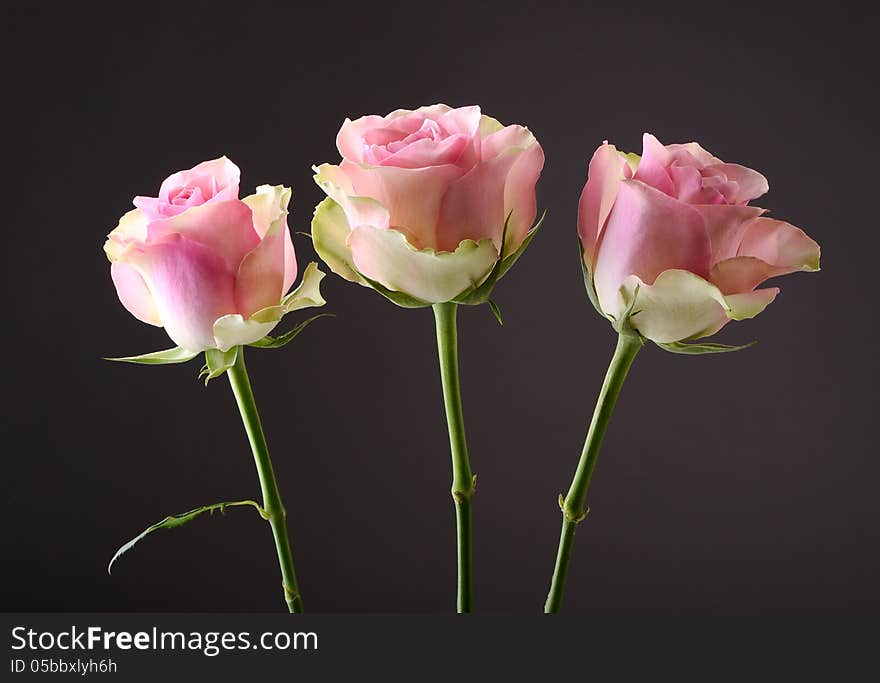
[[104, 347, 200, 365], [657, 340, 757, 355], [248, 313, 334, 349], [487, 300, 503, 326], [202, 346, 239, 384], [578, 236, 606, 319], [108, 500, 267, 575]]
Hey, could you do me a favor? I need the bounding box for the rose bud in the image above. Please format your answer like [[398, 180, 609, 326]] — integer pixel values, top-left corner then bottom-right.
[[578, 134, 820, 349], [104, 158, 324, 355], [312, 104, 544, 306]]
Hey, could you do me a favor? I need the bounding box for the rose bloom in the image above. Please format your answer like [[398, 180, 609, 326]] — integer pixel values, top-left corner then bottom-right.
[[312, 104, 544, 304], [579, 134, 820, 343], [104, 157, 307, 352]]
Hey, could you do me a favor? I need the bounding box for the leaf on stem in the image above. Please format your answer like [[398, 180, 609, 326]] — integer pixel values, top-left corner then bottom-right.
[[107, 500, 268, 574]]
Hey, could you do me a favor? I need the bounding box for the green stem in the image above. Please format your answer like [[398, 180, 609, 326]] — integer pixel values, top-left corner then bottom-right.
[[433, 302, 475, 613], [544, 332, 642, 613], [227, 347, 304, 614]]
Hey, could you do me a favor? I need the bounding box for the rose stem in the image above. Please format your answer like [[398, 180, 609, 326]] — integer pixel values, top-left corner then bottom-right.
[[227, 347, 304, 613], [544, 332, 642, 613], [432, 302, 475, 613]]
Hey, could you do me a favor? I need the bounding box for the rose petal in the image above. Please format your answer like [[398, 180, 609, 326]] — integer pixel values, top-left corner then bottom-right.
[[692, 204, 766, 264], [125, 235, 237, 352], [339, 160, 462, 250], [736, 217, 821, 271], [110, 261, 162, 326], [311, 197, 368, 285], [593, 180, 711, 318], [348, 226, 499, 303], [724, 287, 779, 320], [242, 184, 297, 294], [379, 133, 470, 168], [434, 148, 522, 252], [709, 256, 783, 294], [577, 142, 630, 270], [104, 208, 149, 261], [212, 314, 280, 352], [708, 163, 769, 203], [146, 200, 260, 274], [633, 133, 675, 196], [235, 215, 286, 318], [622, 270, 729, 343]]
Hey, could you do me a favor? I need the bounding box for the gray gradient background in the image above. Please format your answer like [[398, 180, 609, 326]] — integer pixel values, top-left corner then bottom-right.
[[2, 1, 877, 613]]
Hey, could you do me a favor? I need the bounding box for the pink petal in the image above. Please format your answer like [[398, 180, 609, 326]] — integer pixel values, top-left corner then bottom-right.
[[125, 236, 237, 352], [244, 188, 298, 295], [135, 157, 240, 220], [110, 261, 162, 326], [434, 126, 543, 253], [500, 137, 544, 253], [336, 115, 391, 162], [692, 204, 766, 264], [725, 287, 780, 320], [710, 256, 785, 294], [708, 163, 768, 203], [146, 200, 260, 275], [434, 150, 522, 251], [665, 142, 723, 166], [436, 105, 482, 135], [592, 180, 711, 316], [339, 159, 463, 251], [736, 217, 821, 271], [633, 133, 675, 196], [577, 142, 630, 270], [235, 220, 286, 318], [378, 133, 470, 168]]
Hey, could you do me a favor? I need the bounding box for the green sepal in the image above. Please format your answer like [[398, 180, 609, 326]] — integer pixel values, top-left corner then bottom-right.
[[104, 346, 200, 365], [107, 500, 268, 575], [487, 300, 503, 325], [496, 209, 545, 281], [200, 346, 239, 384], [610, 283, 646, 344], [453, 211, 545, 306], [578, 236, 607, 319], [359, 272, 433, 308], [248, 313, 334, 349], [657, 340, 757, 355]]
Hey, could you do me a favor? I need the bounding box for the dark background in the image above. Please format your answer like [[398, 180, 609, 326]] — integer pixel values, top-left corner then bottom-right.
[[2, 1, 877, 614]]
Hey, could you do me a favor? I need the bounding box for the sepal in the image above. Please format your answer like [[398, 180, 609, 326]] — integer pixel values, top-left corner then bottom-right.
[[200, 346, 239, 384], [358, 272, 433, 308], [610, 283, 645, 342], [656, 340, 757, 355], [453, 211, 545, 306], [248, 313, 334, 349], [578, 235, 607, 319], [104, 346, 200, 365], [487, 300, 503, 325]]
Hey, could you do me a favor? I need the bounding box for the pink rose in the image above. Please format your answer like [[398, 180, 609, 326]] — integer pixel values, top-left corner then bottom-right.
[[578, 134, 820, 344], [312, 104, 544, 304], [105, 158, 324, 353]]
